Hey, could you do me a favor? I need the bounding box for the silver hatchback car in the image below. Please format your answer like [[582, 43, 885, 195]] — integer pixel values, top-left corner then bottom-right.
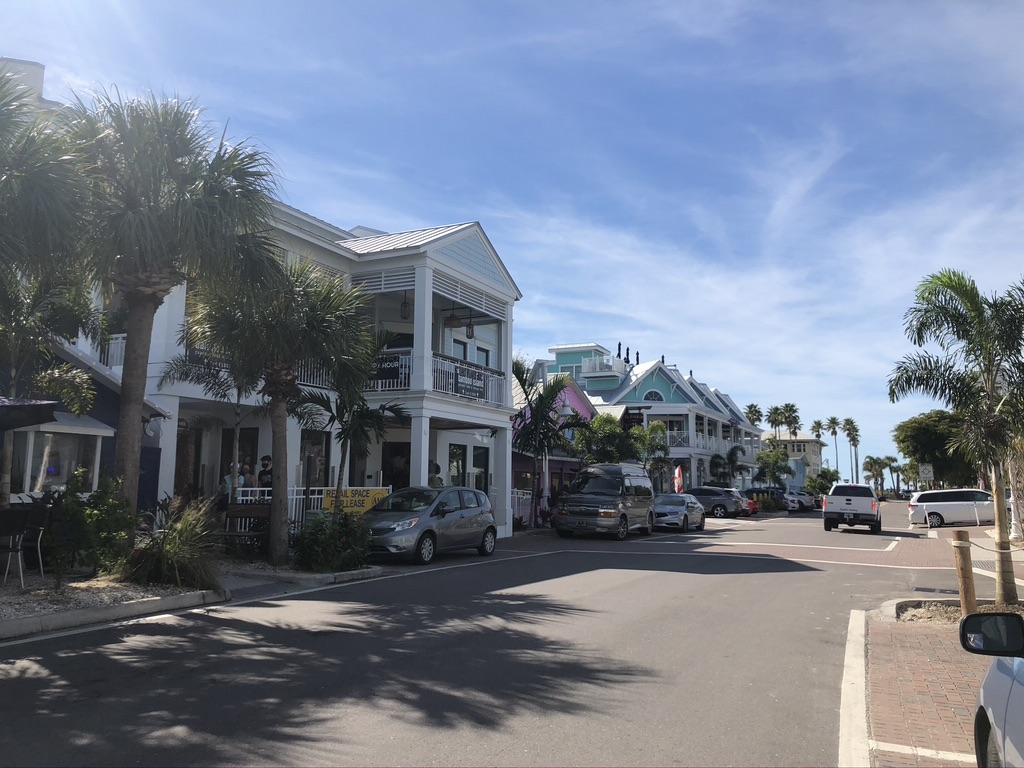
[[651, 493, 705, 532], [363, 486, 497, 565]]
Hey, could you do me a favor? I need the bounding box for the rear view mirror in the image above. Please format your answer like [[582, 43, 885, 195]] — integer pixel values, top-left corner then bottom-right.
[[960, 612, 1024, 657]]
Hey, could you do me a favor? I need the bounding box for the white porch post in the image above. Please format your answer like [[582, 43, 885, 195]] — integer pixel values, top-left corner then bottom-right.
[[21, 432, 34, 493], [411, 265, 433, 392], [410, 413, 430, 487], [493, 425, 513, 538], [92, 436, 103, 492], [149, 395, 179, 503]]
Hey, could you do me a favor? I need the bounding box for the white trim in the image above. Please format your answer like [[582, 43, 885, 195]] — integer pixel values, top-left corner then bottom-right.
[[839, 610, 869, 767]]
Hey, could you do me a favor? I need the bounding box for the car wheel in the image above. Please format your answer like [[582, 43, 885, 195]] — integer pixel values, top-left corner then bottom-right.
[[872, 521, 883, 534], [478, 527, 496, 556], [640, 511, 654, 535], [613, 516, 629, 541], [983, 723, 1002, 768], [711, 505, 727, 518], [681, 515, 689, 533], [414, 533, 436, 565], [927, 512, 944, 528], [824, 519, 833, 532], [798, 502, 807, 512], [556, 528, 575, 538], [696, 515, 705, 531]]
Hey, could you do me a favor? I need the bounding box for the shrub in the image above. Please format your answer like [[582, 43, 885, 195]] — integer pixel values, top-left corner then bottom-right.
[[294, 510, 371, 573], [118, 497, 221, 590], [82, 476, 136, 571], [40, 472, 94, 589], [759, 495, 784, 513]]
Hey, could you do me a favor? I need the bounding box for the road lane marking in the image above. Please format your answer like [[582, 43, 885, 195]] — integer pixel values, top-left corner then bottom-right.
[[839, 610, 869, 768], [869, 740, 974, 763]]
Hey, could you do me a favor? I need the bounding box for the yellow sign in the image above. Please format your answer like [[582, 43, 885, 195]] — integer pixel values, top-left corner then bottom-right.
[[323, 487, 390, 514]]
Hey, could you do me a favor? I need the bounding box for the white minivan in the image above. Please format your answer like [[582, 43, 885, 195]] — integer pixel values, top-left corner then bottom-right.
[[907, 488, 996, 528]]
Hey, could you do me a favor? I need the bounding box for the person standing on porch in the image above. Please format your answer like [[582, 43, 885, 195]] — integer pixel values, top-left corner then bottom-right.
[[258, 455, 273, 488]]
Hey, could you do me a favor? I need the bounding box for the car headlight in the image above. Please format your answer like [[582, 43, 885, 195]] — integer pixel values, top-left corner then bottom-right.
[[597, 509, 618, 518], [393, 517, 420, 531]]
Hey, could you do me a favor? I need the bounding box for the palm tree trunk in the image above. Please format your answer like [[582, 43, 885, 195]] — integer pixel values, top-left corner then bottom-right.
[[114, 293, 162, 536], [0, 428, 14, 511], [833, 434, 839, 476], [990, 461, 1019, 604], [268, 397, 291, 565]]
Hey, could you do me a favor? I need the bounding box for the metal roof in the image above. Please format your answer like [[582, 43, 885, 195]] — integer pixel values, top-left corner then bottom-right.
[[338, 223, 475, 254]]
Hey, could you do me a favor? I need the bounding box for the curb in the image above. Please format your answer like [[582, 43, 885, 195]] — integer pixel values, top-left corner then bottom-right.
[[0, 566, 385, 642]]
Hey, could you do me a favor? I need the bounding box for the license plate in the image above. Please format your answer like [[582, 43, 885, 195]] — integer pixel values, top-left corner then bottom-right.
[[576, 520, 587, 527]]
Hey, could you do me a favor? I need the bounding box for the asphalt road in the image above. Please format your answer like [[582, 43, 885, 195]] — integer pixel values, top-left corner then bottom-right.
[[0, 503, 964, 767]]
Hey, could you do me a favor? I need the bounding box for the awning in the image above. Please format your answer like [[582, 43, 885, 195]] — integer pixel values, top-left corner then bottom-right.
[[18, 410, 116, 437], [0, 398, 58, 431]]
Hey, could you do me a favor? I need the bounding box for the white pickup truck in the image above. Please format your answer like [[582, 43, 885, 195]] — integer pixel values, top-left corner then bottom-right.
[[822, 483, 881, 533]]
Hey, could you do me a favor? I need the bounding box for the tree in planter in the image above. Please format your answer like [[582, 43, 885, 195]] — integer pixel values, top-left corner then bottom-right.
[[182, 260, 369, 565], [159, 311, 264, 505], [299, 330, 408, 500], [709, 445, 747, 486], [753, 437, 795, 489], [571, 413, 635, 466], [0, 74, 100, 510], [69, 90, 282, 526], [630, 421, 671, 490], [889, 268, 1024, 604], [511, 360, 585, 525]]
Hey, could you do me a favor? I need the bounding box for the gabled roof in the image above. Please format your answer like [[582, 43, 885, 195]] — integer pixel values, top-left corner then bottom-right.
[[512, 373, 597, 419]]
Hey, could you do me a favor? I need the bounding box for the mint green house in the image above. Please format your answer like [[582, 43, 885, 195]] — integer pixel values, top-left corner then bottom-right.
[[543, 343, 762, 490]]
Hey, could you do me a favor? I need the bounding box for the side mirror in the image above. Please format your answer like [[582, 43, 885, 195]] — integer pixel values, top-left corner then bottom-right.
[[960, 612, 1024, 657]]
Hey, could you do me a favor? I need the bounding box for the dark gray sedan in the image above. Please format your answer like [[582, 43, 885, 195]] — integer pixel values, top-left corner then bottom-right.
[[363, 486, 497, 564], [651, 493, 705, 532]]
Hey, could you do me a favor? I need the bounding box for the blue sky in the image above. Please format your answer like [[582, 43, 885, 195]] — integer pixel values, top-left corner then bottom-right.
[[7, 0, 1024, 479]]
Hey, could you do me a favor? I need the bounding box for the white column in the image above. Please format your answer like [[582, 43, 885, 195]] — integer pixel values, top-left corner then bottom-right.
[[92, 436, 103, 492], [410, 413, 430, 486], [411, 265, 433, 392], [493, 426, 513, 538], [22, 432, 35, 493], [148, 394, 179, 503]]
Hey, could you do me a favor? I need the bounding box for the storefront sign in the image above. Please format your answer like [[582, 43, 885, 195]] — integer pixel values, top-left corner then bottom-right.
[[375, 354, 402, 381], [323, 487, 390, 513], [455, 367, 485, 399]]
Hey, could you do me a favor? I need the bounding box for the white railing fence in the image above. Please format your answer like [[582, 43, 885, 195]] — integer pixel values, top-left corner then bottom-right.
[[510, 489, 533, 525]]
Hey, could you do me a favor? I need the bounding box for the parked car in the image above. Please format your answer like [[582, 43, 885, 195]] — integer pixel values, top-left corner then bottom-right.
[[553, 463, 654, 540], [363, 486, 497, 564], [684, 486, 747, 518], [907, 488, 997, 528], [790, 491, 818, 511], [959, 612, 1024, 767], [651, 493, 705, 532]]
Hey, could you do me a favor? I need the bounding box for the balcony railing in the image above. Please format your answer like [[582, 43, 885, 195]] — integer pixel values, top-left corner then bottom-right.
[[100, 333, 127, 368], [581, 356, 627, 376], [432, 354, 505, 405], [667, 430, 761, 459]]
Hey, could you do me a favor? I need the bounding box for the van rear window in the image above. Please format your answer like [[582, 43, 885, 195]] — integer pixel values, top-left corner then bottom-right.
[[831, 485, 875, 498]]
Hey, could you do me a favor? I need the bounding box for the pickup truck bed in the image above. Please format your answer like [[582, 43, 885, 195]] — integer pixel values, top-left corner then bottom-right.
[[822, 483, 881, 533]]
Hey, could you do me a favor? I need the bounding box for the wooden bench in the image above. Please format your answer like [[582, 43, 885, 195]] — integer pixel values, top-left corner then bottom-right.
[[219, 502, 271, 556]]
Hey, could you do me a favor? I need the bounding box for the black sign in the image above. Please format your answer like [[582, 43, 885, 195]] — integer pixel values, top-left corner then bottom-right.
[[455, 367, 486, 399], [375, 354, 402, 381]]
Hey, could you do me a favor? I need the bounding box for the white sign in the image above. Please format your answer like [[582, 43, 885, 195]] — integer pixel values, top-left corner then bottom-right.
[[919, 463, 934, 481]]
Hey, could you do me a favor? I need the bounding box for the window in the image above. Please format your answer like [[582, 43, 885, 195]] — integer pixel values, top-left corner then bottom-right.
[[560, 364, 582, 380], [643, 391, 664, 401], [453, 339, 468, 361], [476, 346, 490, 368]]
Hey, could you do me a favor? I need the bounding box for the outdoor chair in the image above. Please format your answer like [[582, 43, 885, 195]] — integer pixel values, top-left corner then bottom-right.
[[0, 508, 30, 589]]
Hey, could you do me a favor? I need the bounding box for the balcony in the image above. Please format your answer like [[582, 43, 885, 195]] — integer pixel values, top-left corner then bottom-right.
[[581, 355, 628, 379], [360, 349, 505, 406]]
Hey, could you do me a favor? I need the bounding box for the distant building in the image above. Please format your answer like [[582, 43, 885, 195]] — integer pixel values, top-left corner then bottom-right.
[[761, 432, 827, 490]]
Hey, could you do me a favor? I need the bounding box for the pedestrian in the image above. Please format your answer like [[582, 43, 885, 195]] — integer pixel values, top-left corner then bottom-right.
[[241, 463, 257, 489], [258, 455, 273, 488]]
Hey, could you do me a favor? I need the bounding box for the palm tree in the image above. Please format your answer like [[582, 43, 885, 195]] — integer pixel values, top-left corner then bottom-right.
[[862, 455, 887, 493], [754, 437, 796, 488], [0, 74, 100, 509], [69, 90, 282, 521], [182, 260, 368, 565], [781, 403, 801, 443], [300, 331, 408, 498], [710, 445, 747, 485], [158, 320, 264, 503], [842, 418, 859, 481], [825, 417, 841, 473], [810, 420, 824, 442], [744, 404, 762, 427], [512, 360, 584, 525], [884, 455, 899, 495], [889, 268, 1022, 604], [766, 405, 784, 439]]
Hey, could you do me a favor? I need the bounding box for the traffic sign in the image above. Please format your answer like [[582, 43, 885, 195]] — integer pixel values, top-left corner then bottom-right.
[[919, 463, 934, 481]]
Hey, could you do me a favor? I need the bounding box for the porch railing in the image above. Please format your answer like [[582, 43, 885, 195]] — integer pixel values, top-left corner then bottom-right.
[[432, 354, 505, 405], [100, 333, 127, 368], [510, 489, 533, 524]]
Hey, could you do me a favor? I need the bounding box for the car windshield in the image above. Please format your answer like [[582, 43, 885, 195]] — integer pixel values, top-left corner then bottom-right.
[[567, 473, 622, 496], [373, 488, 440, 512], [656, 495, 688, 506]]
